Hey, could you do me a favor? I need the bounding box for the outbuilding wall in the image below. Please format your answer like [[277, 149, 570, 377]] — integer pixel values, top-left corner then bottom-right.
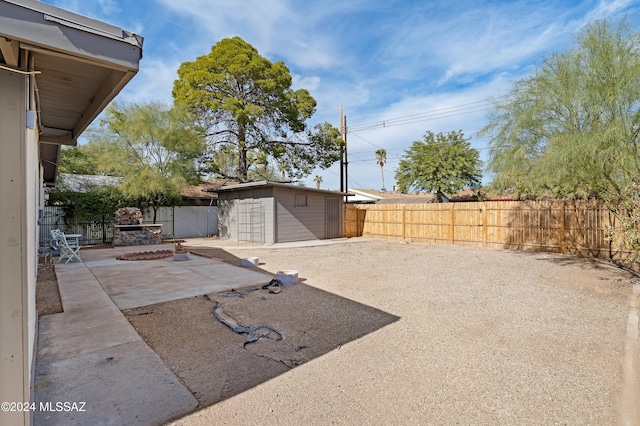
[[274, 187, 337, 242], [217, 187, 275, 244], [217, 185, 343, 244]]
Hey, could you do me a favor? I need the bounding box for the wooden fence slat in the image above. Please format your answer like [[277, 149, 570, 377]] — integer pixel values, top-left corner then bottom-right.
[[343, 200, 632, 261]]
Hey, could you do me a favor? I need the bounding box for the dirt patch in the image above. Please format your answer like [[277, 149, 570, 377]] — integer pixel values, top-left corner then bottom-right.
[[36, 264, 63, 316], [124, 283, 398, 408], [116, 250, 174, 261]]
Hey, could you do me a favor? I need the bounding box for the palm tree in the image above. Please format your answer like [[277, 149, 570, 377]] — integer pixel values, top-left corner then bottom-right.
[[375, 149, 387, 191], [314, 175, 323, 189]]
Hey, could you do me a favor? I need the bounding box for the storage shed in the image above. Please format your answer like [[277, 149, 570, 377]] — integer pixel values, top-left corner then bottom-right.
[[213, 181, 344, 244]]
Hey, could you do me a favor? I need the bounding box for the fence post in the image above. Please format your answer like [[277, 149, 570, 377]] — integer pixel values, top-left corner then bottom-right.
[[401, 205, 406, 240], [449, 204, 455, 245], [482, 202, 487, 247], [560, 201, 566, 254]]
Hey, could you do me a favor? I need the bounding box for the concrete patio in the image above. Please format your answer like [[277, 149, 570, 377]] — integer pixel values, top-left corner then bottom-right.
[[34, 245, 270, 425]]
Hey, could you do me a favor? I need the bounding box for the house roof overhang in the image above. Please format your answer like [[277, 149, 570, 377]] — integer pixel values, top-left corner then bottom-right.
[[0, 0, 143, 186]]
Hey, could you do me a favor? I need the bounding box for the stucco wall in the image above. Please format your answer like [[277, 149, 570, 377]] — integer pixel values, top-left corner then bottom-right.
[[27, 119, 38, 387], [0, 69, 33, 425]]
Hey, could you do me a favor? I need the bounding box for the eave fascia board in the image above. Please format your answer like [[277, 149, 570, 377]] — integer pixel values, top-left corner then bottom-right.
[[72, 69, 136, 138], [0, 0, 142, 71]]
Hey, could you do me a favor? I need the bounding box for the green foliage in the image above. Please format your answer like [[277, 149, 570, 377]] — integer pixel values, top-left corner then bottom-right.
[[58, 146, 100, 175], [88, 101, 206, 221], [48, 185, 128, 223], [482, 18, 640, 264], [172, 36, 341, 181], [395, 130, 482, 201], [483, 18, 640, 200]]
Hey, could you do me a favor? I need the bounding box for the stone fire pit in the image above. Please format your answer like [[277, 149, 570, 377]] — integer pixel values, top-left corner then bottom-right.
[[112, 207, 163, 247]]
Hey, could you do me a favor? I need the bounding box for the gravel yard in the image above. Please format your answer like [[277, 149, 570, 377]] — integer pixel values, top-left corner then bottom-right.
[[38, 237, 638, 424], [162, 237, 639, 425]]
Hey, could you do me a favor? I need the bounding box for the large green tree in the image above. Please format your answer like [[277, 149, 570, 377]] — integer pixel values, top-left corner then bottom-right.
[[482, 18, 640, 262], [483, 18, 640, 200], [172, 36, 342, 182], [395, 130, 482, 202], [89, 101, 206, 222]]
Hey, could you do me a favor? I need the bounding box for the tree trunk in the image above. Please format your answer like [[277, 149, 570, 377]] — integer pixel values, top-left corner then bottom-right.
[[238, 125, 248, 182], [380, 166, 386, 191]]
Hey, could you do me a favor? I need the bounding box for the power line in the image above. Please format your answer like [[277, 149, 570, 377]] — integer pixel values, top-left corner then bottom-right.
[[347, 95, 508, 133], [349, 104, 492, 132], [349, 99, 491, 129]]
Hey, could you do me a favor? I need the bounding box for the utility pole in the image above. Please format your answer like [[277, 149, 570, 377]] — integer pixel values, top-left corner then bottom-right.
[[343, 115, 348, 203], [339, 105, 344, 194]]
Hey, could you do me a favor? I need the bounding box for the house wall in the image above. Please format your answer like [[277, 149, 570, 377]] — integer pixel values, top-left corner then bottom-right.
[[0, 69, 37, 425]]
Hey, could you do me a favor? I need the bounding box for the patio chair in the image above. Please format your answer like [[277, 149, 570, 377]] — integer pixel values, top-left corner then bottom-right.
[[50, 229, 82, 264]]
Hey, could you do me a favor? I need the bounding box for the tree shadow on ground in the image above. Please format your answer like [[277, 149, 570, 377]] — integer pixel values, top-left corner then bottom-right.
[[505, 248, 636, 276]]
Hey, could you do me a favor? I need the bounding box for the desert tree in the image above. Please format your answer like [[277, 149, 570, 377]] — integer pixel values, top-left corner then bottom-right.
[[395, 130, 481, 202], [481, 18, 640, 262], [172, 37, 342, 182], [88, 101, 206, 223]]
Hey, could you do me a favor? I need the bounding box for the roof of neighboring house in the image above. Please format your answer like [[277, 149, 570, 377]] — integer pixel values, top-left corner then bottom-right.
[[208, 180, 347, 196], [348, 188, 442, 204], [0, 0, 143, 186], [448, 188, 478, 202], [52, 175, 232, 200], [56, 173, 121, 192]]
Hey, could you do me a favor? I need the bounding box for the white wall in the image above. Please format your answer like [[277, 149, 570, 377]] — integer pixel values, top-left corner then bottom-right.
[[173, 206, 218, 238], [142, 206, 218, 238]]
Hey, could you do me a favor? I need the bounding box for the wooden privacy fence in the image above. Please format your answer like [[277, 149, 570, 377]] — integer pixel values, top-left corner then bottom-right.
[[344, 200, 631, 261]]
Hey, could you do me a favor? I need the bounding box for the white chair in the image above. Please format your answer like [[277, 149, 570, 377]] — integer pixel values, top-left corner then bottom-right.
[[50, 229, 82, 264]]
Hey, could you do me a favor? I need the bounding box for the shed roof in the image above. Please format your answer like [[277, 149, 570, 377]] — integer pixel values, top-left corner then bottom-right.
[[0, 0, 143, 186], [208, 180, 347, 196]]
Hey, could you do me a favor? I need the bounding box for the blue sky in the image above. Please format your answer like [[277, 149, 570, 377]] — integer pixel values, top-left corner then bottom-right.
[[44, 0, 638, 191]]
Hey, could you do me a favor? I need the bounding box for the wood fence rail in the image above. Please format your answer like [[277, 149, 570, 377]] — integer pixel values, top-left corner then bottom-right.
[[344, 201, 632, 262]]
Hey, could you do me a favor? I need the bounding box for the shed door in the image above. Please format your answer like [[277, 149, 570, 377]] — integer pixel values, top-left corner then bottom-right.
[[325, 198, 341, 239]]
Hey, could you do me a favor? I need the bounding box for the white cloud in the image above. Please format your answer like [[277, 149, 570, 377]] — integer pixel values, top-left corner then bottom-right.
[[292, 75, 321, 92], [118, 57, 181, 105], [97, 0, 119, 15]]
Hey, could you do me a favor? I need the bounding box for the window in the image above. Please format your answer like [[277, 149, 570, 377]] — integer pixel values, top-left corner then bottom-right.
[[295, 194, 308, 207]]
